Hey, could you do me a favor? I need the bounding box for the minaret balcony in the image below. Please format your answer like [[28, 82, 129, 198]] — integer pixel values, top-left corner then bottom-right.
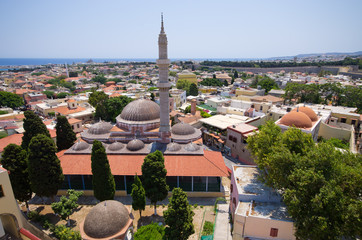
[[157, 59, 170, 65], [157, 82, 172, 88]]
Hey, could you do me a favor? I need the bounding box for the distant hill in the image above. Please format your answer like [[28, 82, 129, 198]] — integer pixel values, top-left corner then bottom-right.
[[295, 51, 362, 58]]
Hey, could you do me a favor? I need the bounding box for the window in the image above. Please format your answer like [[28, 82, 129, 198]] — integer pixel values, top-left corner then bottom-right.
[[340, 118, 346, 123], [230, 183, 233, 193], [0, 185, 4, 197], [77, 124, 80, 128], [351, 119, 356, 125], [229, 135, 233, 141], [260, 106, 263, 111], [233, 137, 237, 143], [232, 197, 236, 207], [72, 125, 74, 129], [270, 228, 278, 237]]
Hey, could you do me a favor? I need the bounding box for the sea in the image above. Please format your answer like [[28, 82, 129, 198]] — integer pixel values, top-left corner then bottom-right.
[[0, 57, 256, 69]]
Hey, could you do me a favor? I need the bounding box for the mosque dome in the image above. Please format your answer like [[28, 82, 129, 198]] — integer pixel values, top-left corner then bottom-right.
[[118, 99, 160, 122], [88, 121, 113, 135], [167, 142, 182, 152], [279, 111, 313, 128], [126, 139, 145, 151], [71, 141, 90, 151], [108, 142, 124, 151], [171, 122, 196, 135], [83, 200, 130, 239], [291, 106, 318, 121], [184, 142, 201, 152]]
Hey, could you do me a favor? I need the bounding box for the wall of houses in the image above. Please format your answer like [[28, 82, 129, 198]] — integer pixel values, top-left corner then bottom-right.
[[225, 129, 255, 165]]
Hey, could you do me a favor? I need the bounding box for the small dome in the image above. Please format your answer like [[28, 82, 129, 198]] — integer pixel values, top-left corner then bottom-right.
[[71, 141, 90, 151], [83, 200, 130, 239], [279, 111, 313, 128], [184, 142, 201, 152], [119, 99, 160, 122], [126, 139, 145, 151], [171, 122, 196, 135], [88, 121, 113, 135], [108, 142, 124, 151], [291, 106, 318, 121], [167, 142, 181, 152]]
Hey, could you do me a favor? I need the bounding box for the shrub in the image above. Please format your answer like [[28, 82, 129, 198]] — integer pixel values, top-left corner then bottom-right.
[[193, 204, 198, 208], [51, 225, 81, 240], [134, 222, 165, 240], [202, 221, 214, 235]]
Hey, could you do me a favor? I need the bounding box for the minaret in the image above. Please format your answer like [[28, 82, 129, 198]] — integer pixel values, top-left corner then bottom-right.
[[157, 13, 171, 143]]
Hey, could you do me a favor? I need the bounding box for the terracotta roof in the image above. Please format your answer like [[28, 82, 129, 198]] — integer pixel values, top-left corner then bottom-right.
[[0, 134, 23, 152], [68, 118, 82, 124], [48, 128, 57, 138], [291, 106, 318, 121], [57, 150, 228, 177], [54, 106, 86, 116], [279, 111, 312, 128]]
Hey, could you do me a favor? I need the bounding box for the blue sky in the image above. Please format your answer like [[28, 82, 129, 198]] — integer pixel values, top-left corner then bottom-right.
[[1, 0, 361, 58]]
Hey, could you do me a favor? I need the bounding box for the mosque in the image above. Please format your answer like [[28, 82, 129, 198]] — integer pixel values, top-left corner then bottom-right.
[[57, 17, 228, 197]]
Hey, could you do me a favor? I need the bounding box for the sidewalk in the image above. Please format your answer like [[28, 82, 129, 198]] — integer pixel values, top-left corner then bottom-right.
[[214, 204, 232, 240]]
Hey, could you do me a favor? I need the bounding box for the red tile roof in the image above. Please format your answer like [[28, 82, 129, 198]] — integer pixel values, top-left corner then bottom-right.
[[54, 106, 86, 116], [57, 150, 228, 177], [0, 134, 23, 152]]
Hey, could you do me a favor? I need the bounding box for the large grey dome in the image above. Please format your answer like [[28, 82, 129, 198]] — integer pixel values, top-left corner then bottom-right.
[[171, 122, 196, 135], [108, 142, 124, 151], [119, 99, 160, 122], [88, 121, 113, 135], [83, 200, 130, 239], [126, 139, 145, 151], [71, 141, 90, 151]]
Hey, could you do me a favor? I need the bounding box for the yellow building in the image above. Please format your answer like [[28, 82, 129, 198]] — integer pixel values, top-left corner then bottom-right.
[[177, 70, 198, 85], [4, 78, 15, 85], [0, 166, 50, 239]]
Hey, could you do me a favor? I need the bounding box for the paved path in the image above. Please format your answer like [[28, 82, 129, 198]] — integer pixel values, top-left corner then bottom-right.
[[214, 204, 232, 240]]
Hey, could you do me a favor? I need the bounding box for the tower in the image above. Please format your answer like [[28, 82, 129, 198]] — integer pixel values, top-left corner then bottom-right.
[[157, 14, 171, 143]]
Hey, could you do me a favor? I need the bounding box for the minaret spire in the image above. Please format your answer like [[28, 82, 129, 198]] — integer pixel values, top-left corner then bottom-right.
[[157, 14, 171, 143], [161, 13, 164, 33]]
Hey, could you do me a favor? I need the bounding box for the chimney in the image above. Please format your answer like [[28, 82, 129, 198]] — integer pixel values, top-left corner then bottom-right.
[[191, 99, 196, 115]]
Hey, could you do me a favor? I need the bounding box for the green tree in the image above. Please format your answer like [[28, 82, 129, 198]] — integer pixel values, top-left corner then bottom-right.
[[56, 116, 77, 151], [1, 144, 32, 212], [0, 91, 24, 109], [189, 83, 198, 96], [43, 90, 55, 99], [131, 175, 146, 217], [28, 134, 64, 200], [22, 111, 50, 150], [102, 96, 133, 122], [51, 190, 83, 226], [164, 188, 195, 240], [91, 75, 107, 84], [56, 92, 69, 99], [233, 70, 239, 79], [150, 92, 155, 102], [134, 222, 165, 240], [141, 150, 169, 215], [247, 122, 362, 239], [91, 140, 115, 201], [89, 91, 109, 120]]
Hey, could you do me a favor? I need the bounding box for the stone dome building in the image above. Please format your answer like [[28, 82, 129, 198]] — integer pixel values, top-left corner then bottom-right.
[[126, 139, 145, 151], [171, 122, 202, 143], [80, 200, 132, 240]]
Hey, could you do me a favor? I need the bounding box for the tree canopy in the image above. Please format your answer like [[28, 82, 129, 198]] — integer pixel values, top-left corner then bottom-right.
[[28, 134, 64, 199], [250, 75, 279, 93], [189, 83, 198, 96], [131, 175, 146, 217], [164, 188, 195, 240], [0, 91, 24, 109], [102, 96, 133, 122], [22, 110, 50, 150], [1, 144, 32, 210], [247, 122, 362, 239], [91, 140, 115, 201], [134, 222, 165, 240], [56, 116, 77, 151], [141, 150, 169, 215], [51, 189, 83, 226]]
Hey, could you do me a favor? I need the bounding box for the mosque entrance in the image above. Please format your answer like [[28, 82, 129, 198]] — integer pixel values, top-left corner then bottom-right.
[[0, 213, 20, 239]]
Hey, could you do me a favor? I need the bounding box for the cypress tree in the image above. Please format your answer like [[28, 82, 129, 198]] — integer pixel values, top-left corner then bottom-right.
[[141, 150, 169, 215], [131, 175, 146, 217], [28, 134, 64, 199], [1, 144, 32, 212], [56, 115, 77, 151], [164, 188, 195, 240], [91, 140, 115, 201], [189, 83, 198, 96], [22, 110, 50, 150]]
